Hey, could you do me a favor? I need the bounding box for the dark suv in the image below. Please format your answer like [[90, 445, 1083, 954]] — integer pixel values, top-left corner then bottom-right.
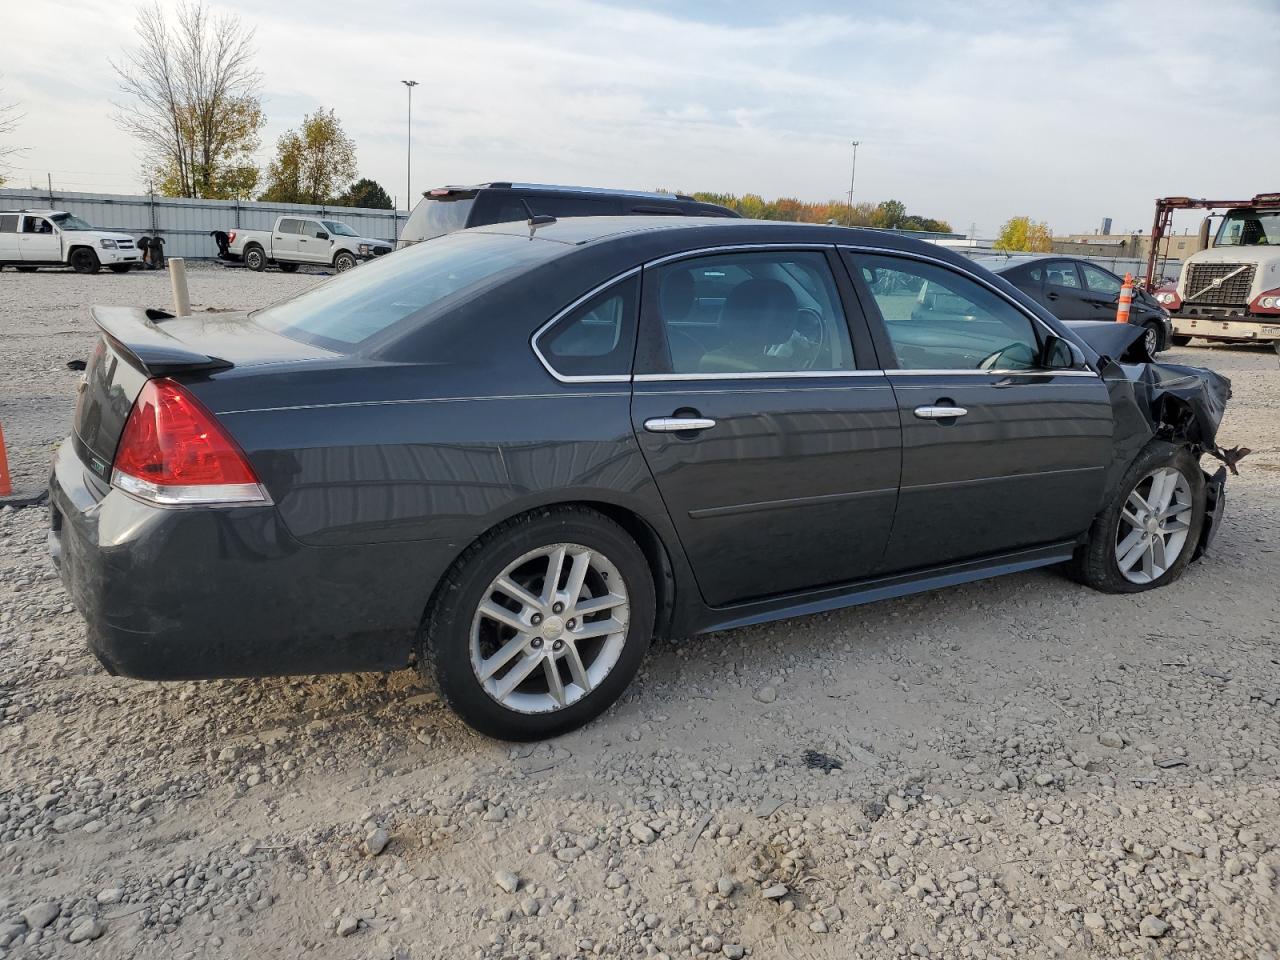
[[398, 182, 738, 247]]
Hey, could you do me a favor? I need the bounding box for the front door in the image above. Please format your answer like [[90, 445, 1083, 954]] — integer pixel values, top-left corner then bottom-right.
[[846, 250, 1114, 573], [1078, 262, 1126, 320], [19, 216, 61, 262], [631, 248, 901, 606], [297, 219, 328, 264]]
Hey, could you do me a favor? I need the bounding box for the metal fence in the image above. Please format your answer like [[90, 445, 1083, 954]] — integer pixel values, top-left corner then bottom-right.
[[0, 187, 408, 260]]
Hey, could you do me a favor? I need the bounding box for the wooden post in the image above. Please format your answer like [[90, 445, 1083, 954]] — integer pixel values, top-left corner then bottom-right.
[[169, 258, 192, 317]]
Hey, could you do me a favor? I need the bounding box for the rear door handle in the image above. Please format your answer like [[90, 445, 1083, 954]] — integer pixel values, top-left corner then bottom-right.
[[644, 417, 716, 433], [913, 405, 968, 420]]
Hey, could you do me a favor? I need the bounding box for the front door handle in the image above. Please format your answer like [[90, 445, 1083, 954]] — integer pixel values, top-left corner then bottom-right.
[[913, 405, 968, 420], [644, 417, 716, 433]]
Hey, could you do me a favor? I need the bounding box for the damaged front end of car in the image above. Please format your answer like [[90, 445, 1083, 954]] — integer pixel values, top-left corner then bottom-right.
[[1066, 321, 1248, 560]]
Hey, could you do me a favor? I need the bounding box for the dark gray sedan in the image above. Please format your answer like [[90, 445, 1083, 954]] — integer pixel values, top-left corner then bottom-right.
[[50, 218, 1235, 739]]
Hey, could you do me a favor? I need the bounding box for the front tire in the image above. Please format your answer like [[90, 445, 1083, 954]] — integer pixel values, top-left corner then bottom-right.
[[1068, 441, 1205, 593], [1142, 322, 1162, 356], [244, 245, 266, 272], [333, 251, 357, 273], [422, 507, 655, 740], [70, 248, 100, 274]]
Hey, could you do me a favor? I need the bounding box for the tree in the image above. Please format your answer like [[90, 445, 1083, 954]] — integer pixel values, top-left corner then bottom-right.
[[870, 199, 907, 229], [994, 216, 1054, 252], [113, 2, 264, 199], [335, 177, 393, 209], [259, 109, 357, 205], [0, 78, 22, 187]]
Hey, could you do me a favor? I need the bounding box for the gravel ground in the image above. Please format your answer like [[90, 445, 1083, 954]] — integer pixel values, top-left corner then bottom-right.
[[1, 263, 1278, 960]]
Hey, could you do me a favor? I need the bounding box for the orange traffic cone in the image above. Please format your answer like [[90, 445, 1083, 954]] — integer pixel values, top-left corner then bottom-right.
[[0, 423, 12, 497], [1116, 272, 1134, 324]]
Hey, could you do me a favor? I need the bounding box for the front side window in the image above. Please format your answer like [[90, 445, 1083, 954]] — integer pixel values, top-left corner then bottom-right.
[[1079, 263, 1122, 295], [536, 275, 639, 379], [305, 220, 328, 238], [856, 254, 1041, 371], [23, 217, 52, 234], [650, 251, 856, 375]]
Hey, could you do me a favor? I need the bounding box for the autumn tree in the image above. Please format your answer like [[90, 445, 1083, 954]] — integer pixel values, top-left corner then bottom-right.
[[335, 177, 393, 209], [259, 109, 357, 205], [994, 216, 1054, 252], [113, 2, 264, 199]]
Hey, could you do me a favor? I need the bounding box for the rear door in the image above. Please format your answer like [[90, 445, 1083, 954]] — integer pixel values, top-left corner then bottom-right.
[[630, 246, 901, 606], [272, 218, 300, 259], [845, 248, 1113, 573], [0, 214, 19, 261], [1040, 260, 1095, 321], [19, 215, 61, 262]]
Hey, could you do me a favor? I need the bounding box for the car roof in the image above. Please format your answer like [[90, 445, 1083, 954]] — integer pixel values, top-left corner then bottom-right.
[[427, 183, 702, 202], [1, 209, 62, 216]]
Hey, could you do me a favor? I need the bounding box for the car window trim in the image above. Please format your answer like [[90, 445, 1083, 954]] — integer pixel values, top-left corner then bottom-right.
[[530, 268, 641, 384], [838, 244, 1100, 379]]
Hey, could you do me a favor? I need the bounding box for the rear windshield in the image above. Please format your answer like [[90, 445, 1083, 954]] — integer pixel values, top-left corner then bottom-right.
[[254, 231, 560, 351], [402, 194, 477, 243]]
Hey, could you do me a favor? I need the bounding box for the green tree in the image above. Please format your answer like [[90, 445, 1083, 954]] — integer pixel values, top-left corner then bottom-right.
[[113, 2, 264, 198], [259, 108, 357, 204], [994, 216, 1053, 252], [870, 199, 907, 229], [335, 177, 393, 209]]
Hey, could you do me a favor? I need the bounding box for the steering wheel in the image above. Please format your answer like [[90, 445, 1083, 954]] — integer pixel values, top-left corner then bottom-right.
[[791, 307, 826, 369]]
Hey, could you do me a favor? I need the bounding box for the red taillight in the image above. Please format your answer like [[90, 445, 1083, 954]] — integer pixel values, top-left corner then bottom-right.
[[227, 230, 237, 245], [112, 379, 268, 505]]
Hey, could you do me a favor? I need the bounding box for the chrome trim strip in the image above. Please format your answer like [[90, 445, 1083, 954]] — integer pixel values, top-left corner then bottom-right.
[[633, 370, 886, 382], [884, 368, 1100, 378], [218, 392, 627, 416], [643, 242, 835, 269], [529, 267, 641, 384]]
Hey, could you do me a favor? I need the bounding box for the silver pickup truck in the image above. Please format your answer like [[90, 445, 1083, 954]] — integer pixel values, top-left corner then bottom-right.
[[222, 215, 393, 273]]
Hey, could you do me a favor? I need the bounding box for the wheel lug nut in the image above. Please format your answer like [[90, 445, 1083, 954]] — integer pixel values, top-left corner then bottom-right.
[[531, 613, 543, 626], [530, 638, 542, 648], [566, 618, 577, 629], [552, 602, 564, 614], [553, 640, 564, 651]]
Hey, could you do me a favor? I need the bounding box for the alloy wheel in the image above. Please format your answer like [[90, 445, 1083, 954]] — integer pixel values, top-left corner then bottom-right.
[[469, 543, 630, 714], [1115, 466, 1192, 584], [1143, 325, 1159, 356]]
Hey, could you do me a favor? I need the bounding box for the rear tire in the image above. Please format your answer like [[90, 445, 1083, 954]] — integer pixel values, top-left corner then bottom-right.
[[244, 245, 266, 272], [70, 248, 100, 274], [1171, 334, 1192, 347], [1067, 441, 1205, 594], [333, 251, 357, 273], [278, 262, 299, 273], [422, 506, 655, 740]]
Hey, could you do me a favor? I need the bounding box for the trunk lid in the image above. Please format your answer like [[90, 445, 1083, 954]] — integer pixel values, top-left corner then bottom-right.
[[72, 307, 335, 483]]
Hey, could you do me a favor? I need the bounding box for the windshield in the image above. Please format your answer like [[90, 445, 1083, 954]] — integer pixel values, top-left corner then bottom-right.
[[401, 194, 477, 244], [254, 230, 562, 351], [321, 220, 360, 237], [1215, 210, 1280, 246], [50, 213, 94, 231]]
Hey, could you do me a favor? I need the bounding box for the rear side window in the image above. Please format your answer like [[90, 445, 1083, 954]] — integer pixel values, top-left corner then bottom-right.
[[0, 214, 16, 232], [535, 275, 639, 380], [277, 219, 301, 234], [1044, 261, 1081, 289], [254, 231, 561, 351]]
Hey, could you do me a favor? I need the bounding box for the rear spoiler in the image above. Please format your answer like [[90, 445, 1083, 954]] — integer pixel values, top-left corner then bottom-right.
[[90, 306, 232, 375]]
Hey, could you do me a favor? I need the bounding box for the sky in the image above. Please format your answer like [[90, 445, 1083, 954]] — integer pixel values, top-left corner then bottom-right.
[[2, 0, 1277, 237]]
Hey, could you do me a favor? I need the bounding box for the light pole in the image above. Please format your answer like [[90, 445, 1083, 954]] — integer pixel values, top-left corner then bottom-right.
[[401, 80, 419, 232], [846, 140, 860, 209]]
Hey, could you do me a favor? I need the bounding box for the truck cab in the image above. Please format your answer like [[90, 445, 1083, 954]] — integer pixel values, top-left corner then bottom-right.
[[0, 210, 141, 274], [1159, 202, 1280, 344]]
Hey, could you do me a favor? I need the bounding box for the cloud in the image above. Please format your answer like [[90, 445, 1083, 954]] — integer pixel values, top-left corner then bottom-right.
[[3, 0, 1277, 236]]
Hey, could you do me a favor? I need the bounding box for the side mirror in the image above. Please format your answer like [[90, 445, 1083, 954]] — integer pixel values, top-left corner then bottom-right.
[[1042, 334, 1086, 370], [316, 231, 330, 240]]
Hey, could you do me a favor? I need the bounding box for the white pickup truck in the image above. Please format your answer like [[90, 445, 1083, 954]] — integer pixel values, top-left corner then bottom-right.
[[221, 215, 393, 273], [0, 209, 143, 274]]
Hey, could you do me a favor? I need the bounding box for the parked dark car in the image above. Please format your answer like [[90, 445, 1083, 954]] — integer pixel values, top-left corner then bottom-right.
[[50, 218, 1235, 740], [398, 182, 738, 247], [973, 255, 1172, 356]]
